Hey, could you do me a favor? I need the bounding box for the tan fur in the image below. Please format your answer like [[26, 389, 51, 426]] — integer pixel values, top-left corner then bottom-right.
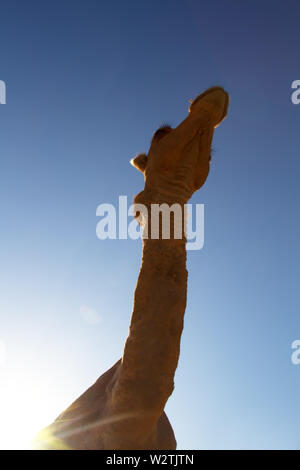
[[33, 87, 229, 450]]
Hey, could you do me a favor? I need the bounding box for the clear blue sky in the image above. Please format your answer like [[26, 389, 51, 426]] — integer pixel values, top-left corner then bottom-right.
[[0, 0, 300, 449]]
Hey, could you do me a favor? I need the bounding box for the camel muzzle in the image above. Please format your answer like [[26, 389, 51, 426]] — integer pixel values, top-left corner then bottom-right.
[[189, 86, 229, 128]]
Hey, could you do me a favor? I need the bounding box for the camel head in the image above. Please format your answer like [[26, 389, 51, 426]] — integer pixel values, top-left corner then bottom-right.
[[131, 87, 229, 205]]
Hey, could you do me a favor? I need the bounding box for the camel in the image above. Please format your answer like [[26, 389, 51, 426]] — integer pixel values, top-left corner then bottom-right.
[[33, 86, 229, 450]]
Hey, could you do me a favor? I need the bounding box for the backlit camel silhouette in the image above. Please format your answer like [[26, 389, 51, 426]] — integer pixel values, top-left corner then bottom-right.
[[33, 86, 229, 450]]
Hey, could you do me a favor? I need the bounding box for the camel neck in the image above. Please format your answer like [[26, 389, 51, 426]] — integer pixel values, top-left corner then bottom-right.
[[110, 234, 188, 430]]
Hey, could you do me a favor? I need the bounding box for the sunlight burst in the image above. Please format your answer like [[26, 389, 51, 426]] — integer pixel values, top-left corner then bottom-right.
[[0, 367, 68, 450]]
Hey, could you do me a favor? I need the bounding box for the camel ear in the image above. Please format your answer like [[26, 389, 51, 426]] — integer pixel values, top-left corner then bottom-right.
[[130, 153, 148, 173]]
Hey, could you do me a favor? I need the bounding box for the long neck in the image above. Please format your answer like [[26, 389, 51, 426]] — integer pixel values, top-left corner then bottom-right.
[[109, 207, 188, 438]]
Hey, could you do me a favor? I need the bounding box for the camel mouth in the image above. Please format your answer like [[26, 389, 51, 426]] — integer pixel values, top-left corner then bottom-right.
[[189, 86, 229, 127]]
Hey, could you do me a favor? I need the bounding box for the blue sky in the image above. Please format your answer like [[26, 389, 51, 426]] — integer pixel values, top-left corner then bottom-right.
[[0, 0, 300, 449]]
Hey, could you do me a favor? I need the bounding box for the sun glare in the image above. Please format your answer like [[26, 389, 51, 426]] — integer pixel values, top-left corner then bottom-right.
[[0, 366, 67, 450]]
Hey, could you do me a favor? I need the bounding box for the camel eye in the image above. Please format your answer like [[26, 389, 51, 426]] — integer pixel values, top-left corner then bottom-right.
[[152, 125, 172, 142]]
